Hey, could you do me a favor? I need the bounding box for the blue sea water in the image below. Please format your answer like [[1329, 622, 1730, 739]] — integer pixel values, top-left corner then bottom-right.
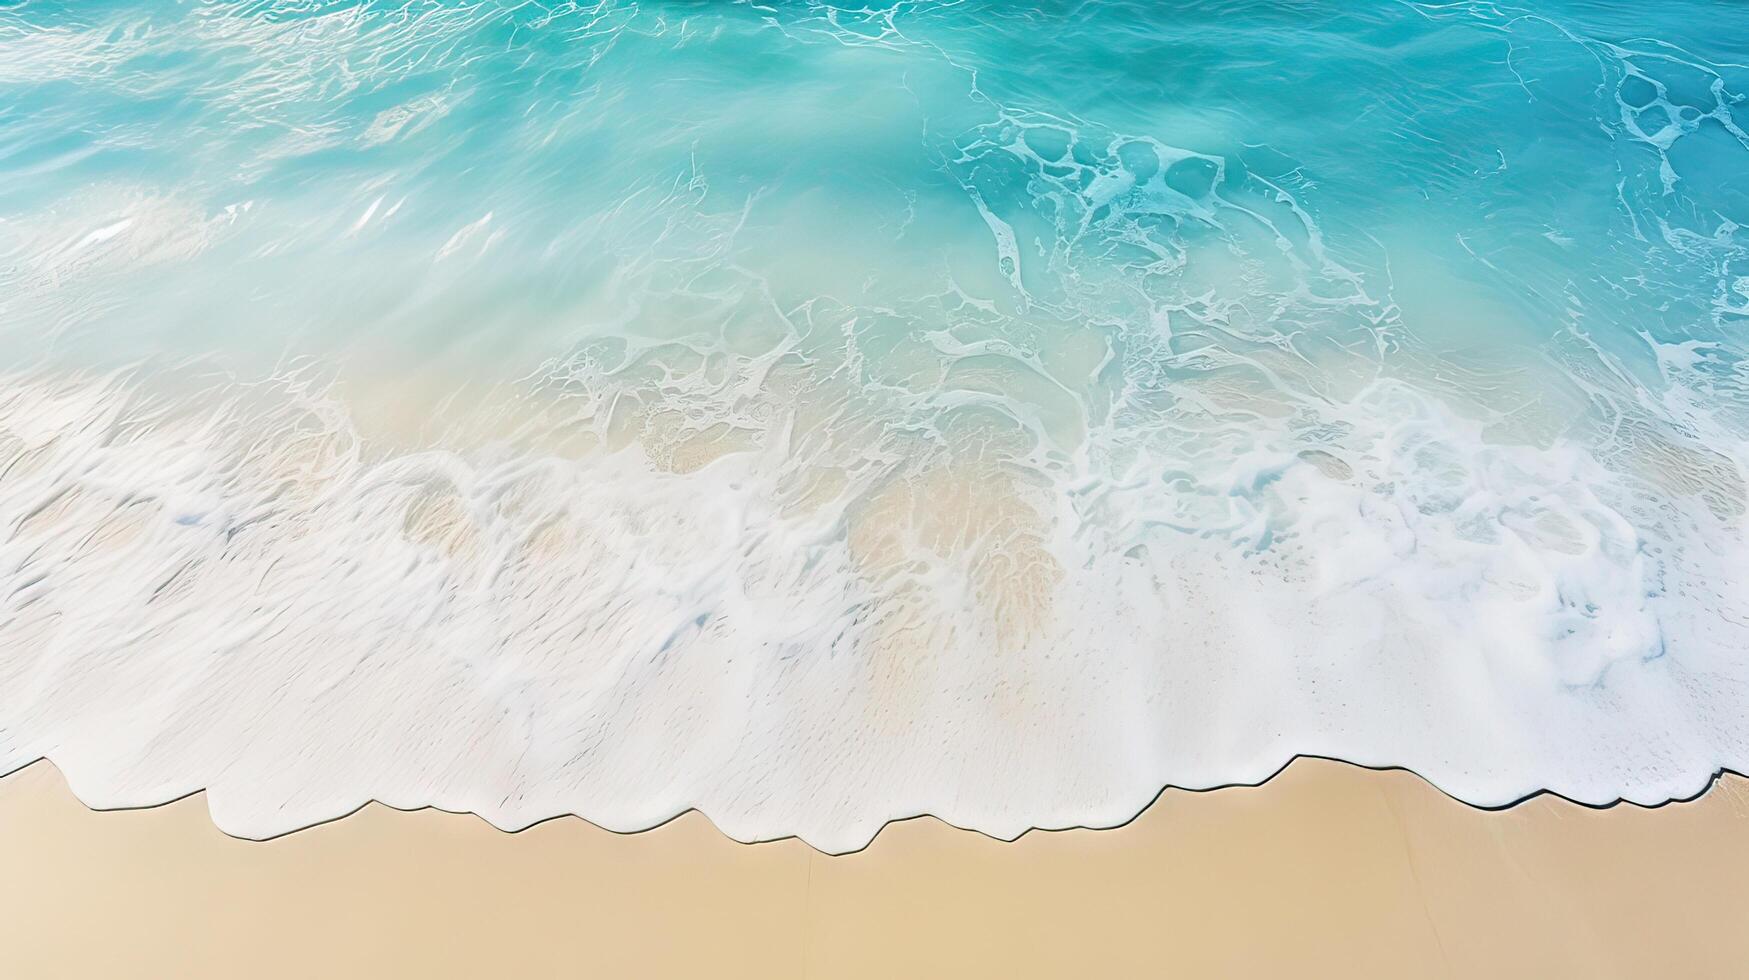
[[2, 0, 1748, 849]]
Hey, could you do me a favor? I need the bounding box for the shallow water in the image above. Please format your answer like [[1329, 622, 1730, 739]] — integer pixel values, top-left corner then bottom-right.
[[3, 0, 1748, 850]]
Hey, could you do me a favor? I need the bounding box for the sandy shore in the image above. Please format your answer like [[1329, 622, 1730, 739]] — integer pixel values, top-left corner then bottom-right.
[[2, 758, 1746, 978]]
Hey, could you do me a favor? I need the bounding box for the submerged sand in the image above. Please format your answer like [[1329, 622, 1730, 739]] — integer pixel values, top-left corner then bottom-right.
[[2, 757, 1746, 978]]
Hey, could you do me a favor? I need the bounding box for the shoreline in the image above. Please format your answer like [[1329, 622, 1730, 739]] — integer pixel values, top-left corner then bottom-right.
[[5, 756, 1747, 977], [7, 751, 1744, 852]]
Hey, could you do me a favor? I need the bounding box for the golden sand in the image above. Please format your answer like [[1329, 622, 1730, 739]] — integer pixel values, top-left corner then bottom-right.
[[2, 757, 1746, 978]]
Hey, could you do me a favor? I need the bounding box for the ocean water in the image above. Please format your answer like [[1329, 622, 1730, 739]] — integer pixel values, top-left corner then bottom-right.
[[2, 0, 1748, 851]]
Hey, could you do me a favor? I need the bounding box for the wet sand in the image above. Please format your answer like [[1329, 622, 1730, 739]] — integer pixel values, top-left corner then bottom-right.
[[2, 757, 1746, 978]]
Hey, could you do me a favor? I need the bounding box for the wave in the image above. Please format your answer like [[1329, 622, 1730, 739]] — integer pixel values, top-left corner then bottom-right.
[[3, 356, 1746, 852]]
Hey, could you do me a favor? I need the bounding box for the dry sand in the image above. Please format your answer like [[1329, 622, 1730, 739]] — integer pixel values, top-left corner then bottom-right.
[[2, 757, 1746, 978]]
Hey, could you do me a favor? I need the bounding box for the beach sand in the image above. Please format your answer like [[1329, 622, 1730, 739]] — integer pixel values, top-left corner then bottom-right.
[[2, 757, 1746, 978]]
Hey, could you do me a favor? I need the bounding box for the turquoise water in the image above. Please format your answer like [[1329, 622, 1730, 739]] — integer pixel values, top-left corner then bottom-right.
[[3, 1, 1749, 849]]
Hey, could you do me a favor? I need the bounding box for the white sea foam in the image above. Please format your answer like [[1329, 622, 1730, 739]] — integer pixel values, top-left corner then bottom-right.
[[2, 357, 1745, 852]]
